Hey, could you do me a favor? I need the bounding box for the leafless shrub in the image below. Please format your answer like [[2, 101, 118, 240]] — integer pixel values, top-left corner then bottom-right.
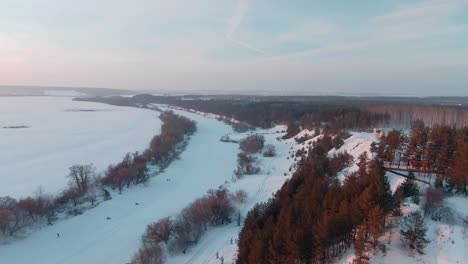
[[231, 190, 248, 206], [234, 153, 260, 177], [132, 244, 163, 264], [240, 134, 265, 153], [263, 144, 276, 157]]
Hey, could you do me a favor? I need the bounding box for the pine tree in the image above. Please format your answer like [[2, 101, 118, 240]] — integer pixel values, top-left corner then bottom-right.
[[450, 140, 468, 195], [353, 226, 370, 264], [399, 211, 429, 255], [394, 171, 420, 201], [366, 205, 385, 249]]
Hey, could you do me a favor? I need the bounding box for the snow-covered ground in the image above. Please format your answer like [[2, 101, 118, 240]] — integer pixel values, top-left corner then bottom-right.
[[0, 107, 239, 264], [0, 105, 316, 264], [0, 96, 161, 197], [3, 99, 464, 264], [166, 125, 322, 264]]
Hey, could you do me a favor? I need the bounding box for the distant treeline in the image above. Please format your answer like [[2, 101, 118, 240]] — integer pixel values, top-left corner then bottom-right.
[[367, 104, 468, 128], [75, 95, 388, 135], [76, 94, 468, 131]]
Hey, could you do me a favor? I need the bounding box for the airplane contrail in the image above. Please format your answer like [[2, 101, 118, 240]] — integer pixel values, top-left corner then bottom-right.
[[226, 0, 265, 54]]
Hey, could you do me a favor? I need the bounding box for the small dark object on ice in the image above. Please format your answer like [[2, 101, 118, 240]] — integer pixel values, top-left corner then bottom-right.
[[135, 202, 140, 206], [57, 233, 60, 238], [106, 216, 112, 220]]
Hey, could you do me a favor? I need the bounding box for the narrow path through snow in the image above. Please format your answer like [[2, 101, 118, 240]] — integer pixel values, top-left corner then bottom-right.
[[0, 109, 238, 264]]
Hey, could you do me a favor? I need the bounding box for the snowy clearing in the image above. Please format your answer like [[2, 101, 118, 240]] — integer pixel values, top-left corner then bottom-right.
[[0, 96, 161, 197]]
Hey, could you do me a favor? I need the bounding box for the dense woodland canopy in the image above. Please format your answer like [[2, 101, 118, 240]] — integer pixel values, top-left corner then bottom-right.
[[367, 104, 468, 128], [77, 95, 389, 135], [77, 94, 468, 131]]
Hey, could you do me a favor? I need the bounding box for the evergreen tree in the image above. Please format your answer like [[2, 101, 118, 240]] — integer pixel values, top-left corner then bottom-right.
[[366, 205, 385, 249], [399, 211, 429, 255], [449, 139, 468, 195], [353, 226, 370, 264], [394, 171, 420, 202]]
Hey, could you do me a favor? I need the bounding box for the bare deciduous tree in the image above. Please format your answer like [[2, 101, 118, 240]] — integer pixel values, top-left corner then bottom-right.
[[144, 217, 174, 246], [231, 190, 248, 206], [132, 244, 163, 264], [67, 164, 96, 195], [0, 208, 12, 235], [240, 134, 265, 154]]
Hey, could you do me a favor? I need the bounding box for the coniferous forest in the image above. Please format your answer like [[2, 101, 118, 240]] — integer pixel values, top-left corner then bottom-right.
[[237, 120, 468, 264], [237, 135, 393, 263]]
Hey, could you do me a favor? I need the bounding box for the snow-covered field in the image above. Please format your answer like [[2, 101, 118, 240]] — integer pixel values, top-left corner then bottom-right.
[[0, 107, 239, 264], [0, 96, 161, 197]]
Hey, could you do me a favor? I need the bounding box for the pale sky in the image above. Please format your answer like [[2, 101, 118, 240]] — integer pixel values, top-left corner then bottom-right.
[[1, 0, 468, 95]]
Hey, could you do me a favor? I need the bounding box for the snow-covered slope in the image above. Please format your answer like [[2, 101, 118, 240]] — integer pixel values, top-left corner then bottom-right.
[[0, 96, 161, 198], [329, 132, 376, 183]]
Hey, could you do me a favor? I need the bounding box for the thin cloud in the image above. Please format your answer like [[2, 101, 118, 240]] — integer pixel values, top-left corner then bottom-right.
[[272, 21, 336, 43], [263, 0, 468, 61], [373, 0, 461, 23]]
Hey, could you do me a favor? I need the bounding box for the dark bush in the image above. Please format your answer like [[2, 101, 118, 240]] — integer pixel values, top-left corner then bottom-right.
[[239, 134, 265, 154]]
